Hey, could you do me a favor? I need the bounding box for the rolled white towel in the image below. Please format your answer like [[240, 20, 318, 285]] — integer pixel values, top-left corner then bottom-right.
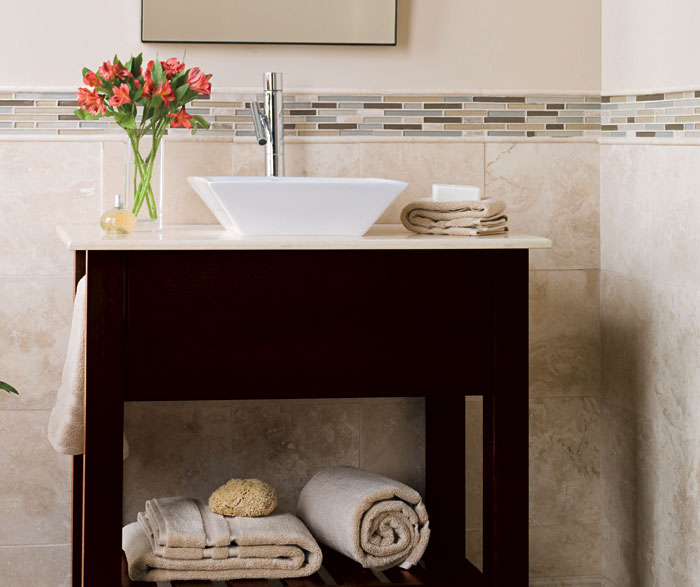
[[296, 466, 430, 571]]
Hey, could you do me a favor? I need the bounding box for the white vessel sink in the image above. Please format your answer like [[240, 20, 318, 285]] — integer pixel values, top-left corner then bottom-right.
[[187, 176, 407, 236]]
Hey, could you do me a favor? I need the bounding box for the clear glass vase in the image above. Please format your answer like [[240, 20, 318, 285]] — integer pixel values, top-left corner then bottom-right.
[[125, 136, 164, 231]]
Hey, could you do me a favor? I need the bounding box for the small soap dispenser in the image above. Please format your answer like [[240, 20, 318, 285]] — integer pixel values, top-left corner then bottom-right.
[[100, 194, 136, 235]]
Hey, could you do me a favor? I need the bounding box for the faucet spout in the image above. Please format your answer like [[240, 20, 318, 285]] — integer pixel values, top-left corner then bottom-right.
[[250, 102, 269, 146], [250, 72, 284, 177]]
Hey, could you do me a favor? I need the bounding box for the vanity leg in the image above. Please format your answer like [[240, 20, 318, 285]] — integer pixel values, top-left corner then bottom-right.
[[83, 251, 127, 587], [425, 394, 466, 582], [71, 252, 86, 587], [483, 250, 529, 585]]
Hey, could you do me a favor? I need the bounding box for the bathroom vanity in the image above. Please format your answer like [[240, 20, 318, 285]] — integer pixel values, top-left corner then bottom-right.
[[57, 223, 550, 587]]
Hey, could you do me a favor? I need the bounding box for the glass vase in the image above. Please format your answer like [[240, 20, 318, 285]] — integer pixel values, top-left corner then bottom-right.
[[125, 134, 165, 231]]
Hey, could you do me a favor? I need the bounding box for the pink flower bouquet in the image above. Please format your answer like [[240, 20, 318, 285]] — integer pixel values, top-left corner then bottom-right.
[[75, 54, 212, 224]]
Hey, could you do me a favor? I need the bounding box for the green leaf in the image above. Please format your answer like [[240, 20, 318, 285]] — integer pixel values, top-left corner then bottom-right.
[[82, 67, 92, 78], [74, 108, 102, 121], [131, 53, 143, 77], [192, 115, 210, 132], [114, 110, 136, 129], [151, 58, 163, 87], [170, 70, 188, 90], [175, 82, 190, 103], [0, 381, 18, 395]]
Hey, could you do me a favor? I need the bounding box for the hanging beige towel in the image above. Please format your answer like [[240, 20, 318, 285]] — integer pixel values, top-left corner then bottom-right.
[[296, 466, 430, 571], [401, 198, 509, 236], [47, 276, 129, 459], [124, 500, 322, 582]]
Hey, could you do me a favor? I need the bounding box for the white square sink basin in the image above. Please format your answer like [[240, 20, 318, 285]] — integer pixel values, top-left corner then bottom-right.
[[187, 176, 408, 236]]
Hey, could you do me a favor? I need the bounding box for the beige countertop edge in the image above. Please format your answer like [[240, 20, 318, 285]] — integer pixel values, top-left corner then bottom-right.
[[56, 224, 552, 251]]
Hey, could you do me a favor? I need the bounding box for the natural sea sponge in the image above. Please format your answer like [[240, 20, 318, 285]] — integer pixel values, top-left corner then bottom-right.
[[208, 478, 277, 517]]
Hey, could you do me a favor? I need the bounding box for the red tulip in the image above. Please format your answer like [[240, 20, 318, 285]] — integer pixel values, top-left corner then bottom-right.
[[109, 83, 132, 107], [187, 68, 211, 97], [167, 106, 194, 129], [77, 88, 106, 116]]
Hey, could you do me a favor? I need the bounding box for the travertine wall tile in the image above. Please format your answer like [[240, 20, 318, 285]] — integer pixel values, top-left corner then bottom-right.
[[600, 146, 652, 279], [530, 270, 600, 398], [530, 397, 600, 528], [529, 523, 601, 578], [0, 411, 71, 545], [0, 275, 72, 410], [361, 142, 484, 224], [0, 545, 70, 587], [485, 143, 600, 270], [161, 141, 231, 225], [285, 142, 362, 178], [122, 401, 234, 524], [0, 141, 100, 275], [600, 271, 652, 414], [360, 397, 425, 495], [228, 400, 361, 513]]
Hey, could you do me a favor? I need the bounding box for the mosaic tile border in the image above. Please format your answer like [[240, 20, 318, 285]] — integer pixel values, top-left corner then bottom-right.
[[601, 91, 700, 138], [0, 90, 600, 138], [4, 90, 698, 139]]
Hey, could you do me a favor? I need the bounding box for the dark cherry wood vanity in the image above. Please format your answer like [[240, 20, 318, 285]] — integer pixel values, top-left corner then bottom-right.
[[58, 224, 550, 587]]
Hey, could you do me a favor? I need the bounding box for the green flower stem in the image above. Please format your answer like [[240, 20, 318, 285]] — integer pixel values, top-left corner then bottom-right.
[[128, 119, 168, 220]]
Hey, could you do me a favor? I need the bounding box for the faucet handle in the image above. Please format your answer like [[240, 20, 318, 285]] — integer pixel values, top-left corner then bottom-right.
[[264, 72, 283, 91]]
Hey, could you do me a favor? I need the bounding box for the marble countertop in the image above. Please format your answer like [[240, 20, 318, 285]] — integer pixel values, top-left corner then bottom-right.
[[56, 224, 552, 251]]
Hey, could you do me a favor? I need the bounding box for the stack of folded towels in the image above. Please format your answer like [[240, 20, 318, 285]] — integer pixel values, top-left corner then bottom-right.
[[122, 479, 322, 582], [400, 198, 508, 236]]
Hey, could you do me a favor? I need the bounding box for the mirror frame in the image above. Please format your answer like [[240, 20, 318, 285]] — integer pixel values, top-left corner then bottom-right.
[[141, 0, 398, 46]]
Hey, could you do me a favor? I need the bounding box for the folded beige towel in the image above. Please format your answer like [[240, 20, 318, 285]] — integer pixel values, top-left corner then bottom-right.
[[124, 498, 322, 581], [401, 198, 509, 236], [296, 466, 430, 571], [47, 276, 129, 459]]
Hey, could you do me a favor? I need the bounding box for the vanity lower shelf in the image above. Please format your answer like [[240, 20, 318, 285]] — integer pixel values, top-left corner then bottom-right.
[[122, 549, 484, 586]]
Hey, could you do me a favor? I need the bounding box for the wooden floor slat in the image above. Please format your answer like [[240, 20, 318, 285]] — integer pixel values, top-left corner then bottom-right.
[[283, 572, 329, 586], [319, 549, 386, 586]]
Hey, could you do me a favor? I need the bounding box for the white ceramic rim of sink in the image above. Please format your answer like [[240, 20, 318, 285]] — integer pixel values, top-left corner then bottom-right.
[[188, 175, 408, 236]]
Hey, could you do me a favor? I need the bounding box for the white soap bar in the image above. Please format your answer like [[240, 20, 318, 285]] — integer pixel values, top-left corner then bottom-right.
[[432, 184, 482, 202]]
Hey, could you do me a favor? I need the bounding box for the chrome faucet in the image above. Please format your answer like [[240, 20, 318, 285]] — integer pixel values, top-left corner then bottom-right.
[[250, 72, 285, 177]]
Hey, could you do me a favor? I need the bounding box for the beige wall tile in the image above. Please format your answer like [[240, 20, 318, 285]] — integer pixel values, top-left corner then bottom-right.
[[530, 397, 600, 528], [649, 283, 700, 434], [485, 143, 600, 270], [529, 523, 601, 578], [122, 401, 234, 524], [0, 142, 101, 276], [360, 397, 424, 496], [600, 271, 653, 414], [161, 141, 232, 225], [228, 400, 361, 513], [0, 545, 70, 587], [232, 142, 265, 176], [649, 145, 700, 289], [285, 143, 361, 178], [600, 145, 651, 279], [601, 520, 637, 587], [0, 411, 71, 545], [361, 142, 484, 224], [0, 275, 72, 410], [466, 528, 483, 573], [101, 140, 126, 213], [530, 270, 600, 398]]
